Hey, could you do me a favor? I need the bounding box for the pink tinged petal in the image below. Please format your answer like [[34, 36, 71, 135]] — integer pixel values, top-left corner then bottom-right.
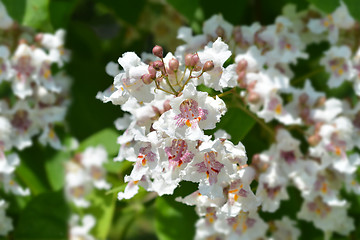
[[11, 110, 32, 133], [174, 99, 208, 128]]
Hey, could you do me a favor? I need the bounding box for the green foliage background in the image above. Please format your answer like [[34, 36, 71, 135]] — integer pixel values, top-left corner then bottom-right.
[[1, 0, 360, 239]]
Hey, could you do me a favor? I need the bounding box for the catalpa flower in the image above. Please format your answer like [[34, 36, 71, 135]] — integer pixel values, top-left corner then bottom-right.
[[320, 45, 356, 88], [153, 83, 226, 141]]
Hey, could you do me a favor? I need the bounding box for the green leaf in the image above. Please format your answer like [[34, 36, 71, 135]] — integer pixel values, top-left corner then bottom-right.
[[16, 156, 49, 195], [155, 196, 197, 240], [166, 0, 200, 22], [45, 151, 71, 191], [78, 128, 119, 156], [206, 107, 256, 144], [49, 0, 78, 29], [14, 191, 70, 239], [22, 0, 52, 31], [2, 0, 26, 23], [307, 0, 339, 13], [155, 182, 198, 240], [87, 189, 117, 239], [343, 0, 360, 22]]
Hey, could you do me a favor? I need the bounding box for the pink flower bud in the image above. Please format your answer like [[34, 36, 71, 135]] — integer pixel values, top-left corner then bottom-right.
[[215, 26, 225, 39], [152, 60, 164, 70], [190, 54, 199, 67], [236, 59, 248, 74], [307, 134, 321, 146], [298, 93, 309, 104], [237, 71, 246, 88], [152, 45, 163, 58], [35, 33, 43, 42], [141, 74, 153, 85], [148, 65, 157, 79], [163, 99, 172, 112], [203, 60, 214, 72], [185, 53, 192, 66], [247, 91, 260, 104], [169, 58, 179, 72]]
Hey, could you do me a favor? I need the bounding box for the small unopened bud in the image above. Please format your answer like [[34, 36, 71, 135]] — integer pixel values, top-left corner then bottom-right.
[[203, 60, 214, 72], [298, 93, 309, 105], [152, 60, 164, 70], [233, 27, 243, 43], [300, 107, 310, 119], [148, 65, 157, 79], [185, 53, 192, 66], [236, 59, 248, 74], [163, 99, 171, 112], [315, 96, 326, 107], [190, 54, 199, 67], [141, 74, 153, 85], [169, 58, 179, 72], [35, 33, 43, 42], [216, 26, 225, 39], [152, 45, 163, 58], [247, 91, 260, 104], [237, 71, 246, 88], [308, 134, 321, 146]]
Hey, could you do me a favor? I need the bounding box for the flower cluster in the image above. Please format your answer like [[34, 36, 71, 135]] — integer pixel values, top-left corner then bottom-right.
[[99, 1, 360, 239], [0, 2, 71, 236]]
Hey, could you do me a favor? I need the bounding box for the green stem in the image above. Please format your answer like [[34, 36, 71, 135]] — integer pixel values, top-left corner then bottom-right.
[[235, 97, 275, 139]]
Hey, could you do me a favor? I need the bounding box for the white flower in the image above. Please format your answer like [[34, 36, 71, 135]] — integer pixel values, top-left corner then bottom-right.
[[69, 214, 96, 240], [0, 45, 13, 82], [271, 216, 300, 240], [203, 14, 233, 41], [116, 52, 155, 103], [0, 200, 13, 236], [320, 45, 356, 88], [197, 38, 232, 91], [153, 83, 226, 141]]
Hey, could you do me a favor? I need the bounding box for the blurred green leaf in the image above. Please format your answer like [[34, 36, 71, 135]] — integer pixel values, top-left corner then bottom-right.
[[343, 0, 360, 22], [78, 128, 119, 156], [166, 0, 200, 22], [155, 182, 198, 240], [45, 151, 70, 191], [49, 0, 78, 29], [87, 189, 117, 239], [16, 156, 49, 195], [2, 0, 26, 23], [155, 196, 197, 240], [306, 0, 339, 13], [14, 190, 69, 239], [22, 0, 52, 31]]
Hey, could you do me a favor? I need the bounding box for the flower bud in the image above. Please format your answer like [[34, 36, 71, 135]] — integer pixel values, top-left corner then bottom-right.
[[163, 99, 171, 112], [307, 134, 321, 146], [141, 74, 153, 85], [185, 53, 192, 66], [169, 58, 179, 72], [152, 45, 163, 58], [237, 71, 246, 88], [298, 93, 309, 105], [190, 54, 199, 67], [216, 26, 225, 39], [314, 96, 326, 107], [236, 59, 248, 74], [247, 91, 260, 104], [148, 65, 157, 79], [152, 60, 164, 70], [35, 33, 43, 42], [203, 60, 214, 72]]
